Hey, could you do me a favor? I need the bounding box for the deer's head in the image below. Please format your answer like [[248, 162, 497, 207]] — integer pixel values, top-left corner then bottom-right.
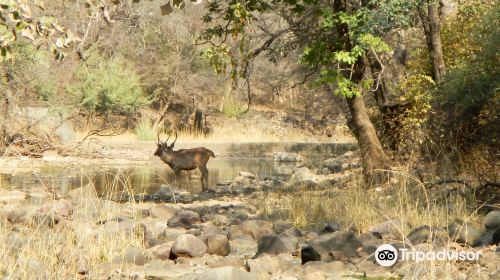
[[154, 132, 177, 158]]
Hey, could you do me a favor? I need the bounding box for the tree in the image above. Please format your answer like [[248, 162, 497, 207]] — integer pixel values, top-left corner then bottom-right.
[[417, 0, 446, 82], [198, 0, 406, 182]]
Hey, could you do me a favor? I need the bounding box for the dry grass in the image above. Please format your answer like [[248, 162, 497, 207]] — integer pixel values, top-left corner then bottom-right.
[[255, 170, 492, 279], [0, 173, 148, 279], [75, 118, 354, 144]]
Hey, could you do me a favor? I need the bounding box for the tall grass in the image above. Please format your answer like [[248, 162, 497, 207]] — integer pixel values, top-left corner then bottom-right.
[[0, 171, 150, 279], [134, 121, 156, 141]]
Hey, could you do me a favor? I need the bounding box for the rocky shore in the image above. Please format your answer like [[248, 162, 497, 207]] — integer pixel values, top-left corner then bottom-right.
[[0, 152, 499, 279]]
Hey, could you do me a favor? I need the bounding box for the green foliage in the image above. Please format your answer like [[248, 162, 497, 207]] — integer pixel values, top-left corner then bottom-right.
[[134, 121, 156, 141], [0, 1, 79, 61], [437, 4, 498, 123], [221, 94, 246, 118], [67, 55, 148, 116], [0, 43, 55, 101]]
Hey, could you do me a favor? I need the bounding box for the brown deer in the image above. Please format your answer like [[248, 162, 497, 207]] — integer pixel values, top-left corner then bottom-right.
[[154, 132, 215, 191]]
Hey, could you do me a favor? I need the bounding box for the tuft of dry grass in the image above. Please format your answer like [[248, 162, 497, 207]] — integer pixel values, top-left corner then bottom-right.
[[0, 172, 148, 279], [257, 169, 478, 235]]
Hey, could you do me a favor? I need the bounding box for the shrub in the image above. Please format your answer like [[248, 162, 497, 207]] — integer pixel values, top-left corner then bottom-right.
[[67, 55, 148, 117], [134, 121, 156, 141]]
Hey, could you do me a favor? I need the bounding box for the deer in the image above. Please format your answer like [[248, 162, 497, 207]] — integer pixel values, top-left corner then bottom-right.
[[154, 132, 215, 191]]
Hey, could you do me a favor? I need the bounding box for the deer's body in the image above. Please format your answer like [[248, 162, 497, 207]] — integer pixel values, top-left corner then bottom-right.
[[154, 133, 215, 190]]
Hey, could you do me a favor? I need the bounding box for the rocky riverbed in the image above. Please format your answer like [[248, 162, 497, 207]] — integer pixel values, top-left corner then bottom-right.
[[0, 151, 499, 279]]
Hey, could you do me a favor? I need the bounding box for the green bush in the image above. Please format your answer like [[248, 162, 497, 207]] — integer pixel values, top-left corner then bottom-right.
[[134, 121, 156, 141], [67, 56, 148, 116], [221, 95, 246, 118]]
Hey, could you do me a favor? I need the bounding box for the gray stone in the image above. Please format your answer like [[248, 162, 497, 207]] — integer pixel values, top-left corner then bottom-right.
[[273, 152, 304, 162], [147, 242, 172, 260], [255, 234, 297, 257], [301, 231, 363, 264], [301, 261, 348, 278], [246, 254, 280, 274], [240, 220, 274, 240], [172, 234, 207, 258], [149, 205, 177, 220], [206, 234, 231, 256], [406, 225, 431, 245], [369, 219, 405, 238], [190, 266, 257, 280], [115, 247, 147, 265], [483, 211, 500, 230], [448, 219, 482, 246], [167, 210, 200, 228]]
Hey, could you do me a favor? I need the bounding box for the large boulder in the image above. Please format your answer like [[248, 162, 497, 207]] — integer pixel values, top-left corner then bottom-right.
[[246, 254, 280, 275], [149, 205, 177, 220], [167, 210, 201, 228], [448, 219, 482, 246], [368, 219, 405, 238], [171, 234, 207, 258], [300, 231, 363, 264], [255, 234, 297, 257], [240, 220, 274, 240], [406, 225, 431, 245], [205, 234, 231, 256], [483, 211, 500, 230]]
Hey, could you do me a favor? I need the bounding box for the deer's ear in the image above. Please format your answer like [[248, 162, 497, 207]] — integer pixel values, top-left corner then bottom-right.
[[157, 144, 161, 148]]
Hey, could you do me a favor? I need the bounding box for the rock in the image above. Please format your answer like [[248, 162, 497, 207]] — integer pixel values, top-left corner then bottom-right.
[[319, 222, 341, 235], [143, 260, 193, 279], [246, 254, 280, 274], [322, 151, 360, 173], [273, 220, 293, 234], [288, 167, 318, 188], [369, 219, 405, 238], [238, 171, 257, 180], [301, 231, 363, 264], [167, 210, 201, 228], [301, 261, 348, 278], [483, 211, 500, 230], [255, 234, 297, 257], [171, 234, 207, 258], [448, 219, 482, 246], [189, 266, 257, 280], [147, 242, 172, 260], [273, 152, 304, 162], [0, 190, 28, 204], [406, 225, 431, 245], [114, 246, 147, 265], [300, 245, 322, 264], [358, 233, 381, 255], [210, 214, 229, 226], [205, 234, 231, 256], [162, 227, 186, 241], [7, 207, 33, 224], [207, 255, 245, 268], [230, 236, 258, 257], [149, 205, 177, 220], [240, 220, 274, 240]]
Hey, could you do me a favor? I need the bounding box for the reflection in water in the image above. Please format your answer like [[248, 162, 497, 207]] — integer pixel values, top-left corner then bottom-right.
[[0, 157, 294, 195]]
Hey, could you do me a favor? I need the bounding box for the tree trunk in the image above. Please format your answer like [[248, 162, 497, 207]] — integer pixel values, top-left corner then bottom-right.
[[419, 0, 446, 82], [345, 59, 391, 182], [193, 109, 203, 134], [333, 0, 391, 183]]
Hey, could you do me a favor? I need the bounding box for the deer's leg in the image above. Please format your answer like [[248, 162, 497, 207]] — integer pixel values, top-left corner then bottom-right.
[[199, 166, 209, 191], [173, 169, 181, 188]]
